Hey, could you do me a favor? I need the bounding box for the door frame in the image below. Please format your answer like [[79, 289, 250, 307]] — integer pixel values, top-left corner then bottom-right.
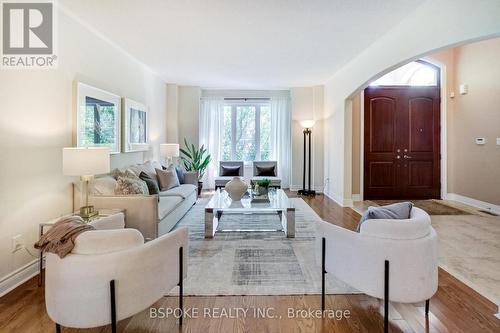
[[358, 59, 447, 201]]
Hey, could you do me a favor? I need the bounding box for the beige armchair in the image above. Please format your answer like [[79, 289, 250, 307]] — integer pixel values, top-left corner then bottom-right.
[[45, 226, 188, 332]]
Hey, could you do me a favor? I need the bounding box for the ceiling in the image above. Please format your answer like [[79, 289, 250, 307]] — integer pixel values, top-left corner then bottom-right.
[[60, 0, 425, 89]]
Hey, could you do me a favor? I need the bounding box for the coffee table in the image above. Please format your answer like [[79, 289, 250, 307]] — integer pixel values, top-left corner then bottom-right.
[[205, 189, 295, 238]]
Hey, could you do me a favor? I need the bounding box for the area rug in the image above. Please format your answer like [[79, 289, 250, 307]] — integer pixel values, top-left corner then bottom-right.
[[432, 214, 500, 304], [373, 199, 472, 215], [170, 197, 358, 296]]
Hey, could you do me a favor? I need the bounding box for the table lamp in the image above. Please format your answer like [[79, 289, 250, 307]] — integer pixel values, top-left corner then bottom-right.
[[160, 143, 180, 169], [63, 147, 110, 218]]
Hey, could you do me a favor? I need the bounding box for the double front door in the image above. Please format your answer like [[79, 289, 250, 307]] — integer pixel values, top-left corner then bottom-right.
[[363, 86, 440, 199]]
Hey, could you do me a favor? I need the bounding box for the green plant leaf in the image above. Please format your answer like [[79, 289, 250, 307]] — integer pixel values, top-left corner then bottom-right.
[[179, 148, 192, 159]]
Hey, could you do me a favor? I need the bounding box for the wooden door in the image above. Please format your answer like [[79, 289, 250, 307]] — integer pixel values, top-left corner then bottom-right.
[[364, 86, 440, 199]]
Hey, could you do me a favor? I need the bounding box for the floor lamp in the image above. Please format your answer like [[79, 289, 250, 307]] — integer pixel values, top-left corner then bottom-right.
[[298, 120, 316, 196]]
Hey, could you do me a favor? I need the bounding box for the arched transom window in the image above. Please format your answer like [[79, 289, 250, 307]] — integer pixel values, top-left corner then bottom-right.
[[369, 61, 439, 86]]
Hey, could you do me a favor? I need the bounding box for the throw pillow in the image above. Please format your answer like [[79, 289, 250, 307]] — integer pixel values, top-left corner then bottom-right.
[[139, 171, 160, 195], [156, 168, 180, 191], [111, 168, 141, 181], [221, 165, 241, 176], [175, 166, 185, 184], [356, 202, 413, 232], [256, 165, 276, 176], [115, 176, 148, 195], [92, 176, 117, 195], [128, 161, 157, 180]]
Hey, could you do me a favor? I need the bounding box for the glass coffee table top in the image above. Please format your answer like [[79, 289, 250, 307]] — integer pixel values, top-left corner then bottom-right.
[[206, 188, 293, 212], [205, 189, 295, 238]]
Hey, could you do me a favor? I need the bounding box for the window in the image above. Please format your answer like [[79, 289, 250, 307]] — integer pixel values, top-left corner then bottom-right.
[[222, 102, 271, 161], [369, 61, 439, 86]]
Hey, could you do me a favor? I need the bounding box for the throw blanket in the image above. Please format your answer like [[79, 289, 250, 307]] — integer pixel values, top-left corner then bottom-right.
[[34, 216, 95, 258]]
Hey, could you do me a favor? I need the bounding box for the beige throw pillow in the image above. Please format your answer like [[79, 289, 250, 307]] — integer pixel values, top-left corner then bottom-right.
[[156, 168, 180, 191]]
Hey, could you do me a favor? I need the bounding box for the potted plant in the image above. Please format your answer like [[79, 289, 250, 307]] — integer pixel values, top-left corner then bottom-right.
[[180, 138, 211, 195], [254, 178, 271, 196]]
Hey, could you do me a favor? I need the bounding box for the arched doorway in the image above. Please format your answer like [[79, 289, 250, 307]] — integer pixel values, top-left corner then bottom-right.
[[363, 60, 441, 200]]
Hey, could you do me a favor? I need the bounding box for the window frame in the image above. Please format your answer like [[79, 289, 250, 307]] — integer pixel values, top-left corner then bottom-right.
[[223, 100, 270, 162]]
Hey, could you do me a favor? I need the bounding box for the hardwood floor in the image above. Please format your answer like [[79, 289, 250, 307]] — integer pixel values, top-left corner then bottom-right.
[[1, 193, 499, 333]]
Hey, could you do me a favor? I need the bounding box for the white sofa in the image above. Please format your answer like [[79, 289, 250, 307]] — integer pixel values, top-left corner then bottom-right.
[[315, 207, 438, 332], [74, 161, 197, 240], [45, 225, 188, 332]]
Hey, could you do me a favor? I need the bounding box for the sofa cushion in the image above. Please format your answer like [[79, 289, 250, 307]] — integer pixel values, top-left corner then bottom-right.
[[158, 196, 183, 219], [175, 166, 185, 184], [357, 202, 413, 232], [156, 168, 180, 191], [255, 165, 276, 176], [129, 161, 157, 180], [139, 171, 160, 195], [360, 207, 431, 240], [92, 176, 117, 195], [159, 184, 196, 199], [221, 165, 241, 176], [115, 176, 148, 195], [111, 168, 141, 181]]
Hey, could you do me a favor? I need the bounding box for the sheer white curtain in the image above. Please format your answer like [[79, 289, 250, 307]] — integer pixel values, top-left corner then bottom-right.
[[270, 96, 291, 188], [199, 97, 224, 189]]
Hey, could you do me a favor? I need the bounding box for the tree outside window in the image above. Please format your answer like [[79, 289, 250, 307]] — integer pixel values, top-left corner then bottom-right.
[[222, 103, 271, 161]]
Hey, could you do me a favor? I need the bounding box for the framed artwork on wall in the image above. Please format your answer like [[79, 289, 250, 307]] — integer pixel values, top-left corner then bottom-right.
[[122, 98, 149, 152], [75, 82, 121, 154]]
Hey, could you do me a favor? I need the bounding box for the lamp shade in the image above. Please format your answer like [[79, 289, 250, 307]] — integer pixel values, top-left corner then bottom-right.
[[300, 120, 315, 128], [62, 147, 110, 176], [160, 143, 180, 158]]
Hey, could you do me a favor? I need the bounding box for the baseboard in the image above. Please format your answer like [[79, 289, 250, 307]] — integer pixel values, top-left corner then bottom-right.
[[0, 258, 39, 297], [446, 193, 500, 215], [289, 185, 323, 193], [322, 191, 353, 207]]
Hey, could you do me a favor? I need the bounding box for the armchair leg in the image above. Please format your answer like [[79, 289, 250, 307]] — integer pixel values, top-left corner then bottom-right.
[[384, 260, 389, 333], [179, 246, 184, 326], [321, 237, 326, 312], [110, 280, 117, 333], [425, 299, 430, 317], [55, 323, 61, 333]]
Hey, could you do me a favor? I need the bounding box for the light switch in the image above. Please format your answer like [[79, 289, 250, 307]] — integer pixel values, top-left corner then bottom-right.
[[497, 138, 500, 145], [459, 84, 468, 95], [475, 138, 486, 145]]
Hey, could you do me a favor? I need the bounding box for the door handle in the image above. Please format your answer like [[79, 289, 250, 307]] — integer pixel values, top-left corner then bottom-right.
[[403, 155, 412, 159]]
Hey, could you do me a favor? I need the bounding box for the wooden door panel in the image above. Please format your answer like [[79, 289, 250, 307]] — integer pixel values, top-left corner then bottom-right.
[[369, 98, 395, 153], [409, 97, 434, 152], [369, 162, 395, 188], [407, 161, 433, 188]]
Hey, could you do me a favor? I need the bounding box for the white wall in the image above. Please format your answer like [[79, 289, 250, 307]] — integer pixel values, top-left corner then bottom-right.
[[166, 84, 179, 143], [178, 86, 201, 146], [290, 86, 324, 191], [0, 7, 167, 290], [323, 0, 500, 206]]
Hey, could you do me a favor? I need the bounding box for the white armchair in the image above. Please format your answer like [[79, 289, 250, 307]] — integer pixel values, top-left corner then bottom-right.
[[315, 207, 438, 333], [45, 226, 188, 332]]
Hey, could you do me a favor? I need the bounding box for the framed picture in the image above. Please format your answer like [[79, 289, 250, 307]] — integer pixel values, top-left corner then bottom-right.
[[122, 98, 149, 152], [75, 82, 121, 154]]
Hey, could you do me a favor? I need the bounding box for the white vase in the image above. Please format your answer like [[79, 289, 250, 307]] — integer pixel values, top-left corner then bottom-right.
[[225, 177, 247, 201]]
